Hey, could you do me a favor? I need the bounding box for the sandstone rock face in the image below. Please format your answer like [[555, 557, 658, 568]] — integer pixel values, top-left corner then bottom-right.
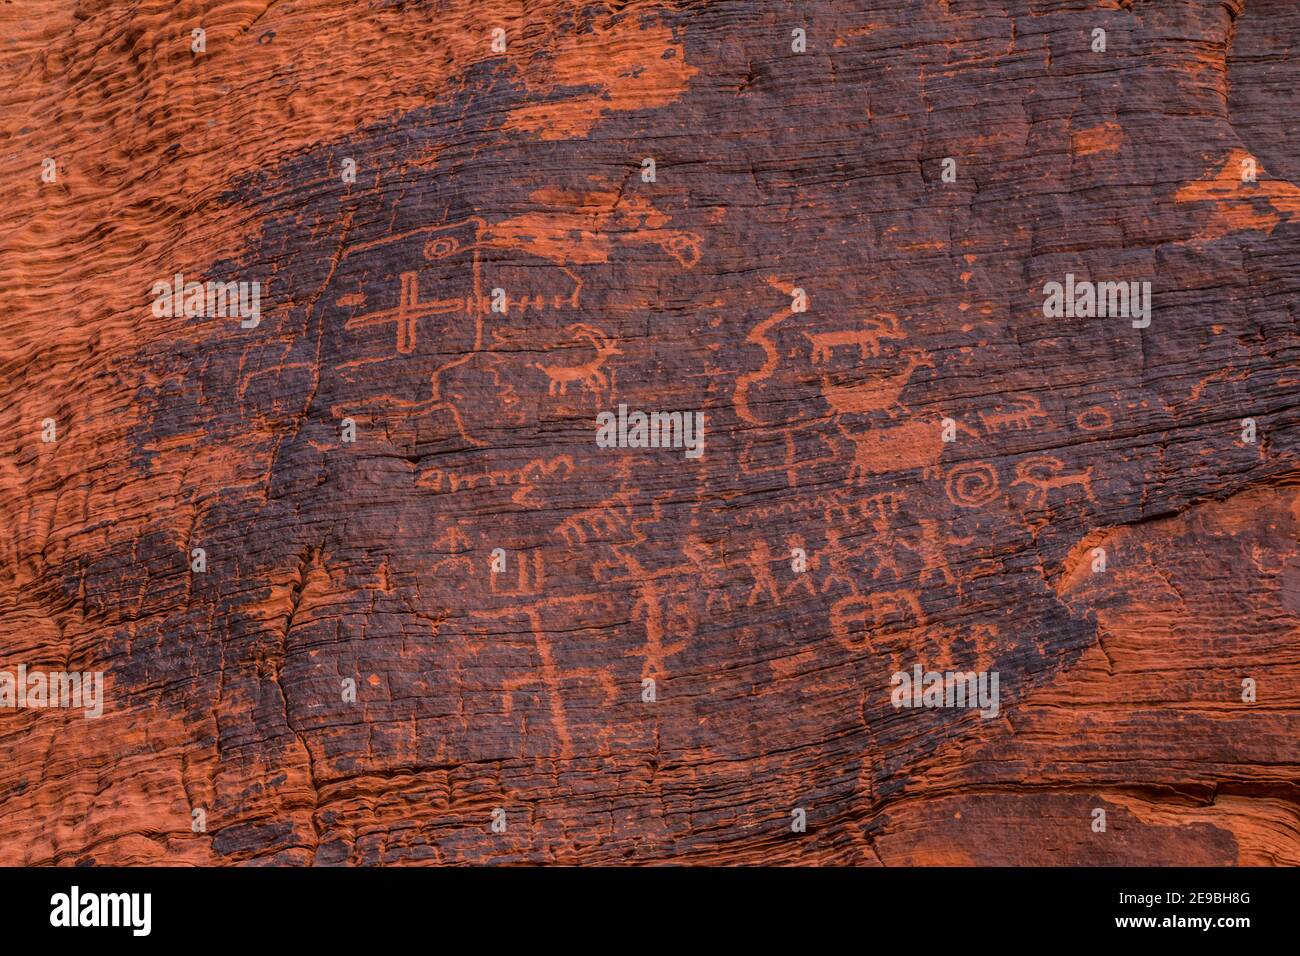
[[0, 0, 1297, 865]]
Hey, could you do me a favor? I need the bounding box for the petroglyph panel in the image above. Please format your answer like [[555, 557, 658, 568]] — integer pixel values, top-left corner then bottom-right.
[[1, 0, 1298, 866]]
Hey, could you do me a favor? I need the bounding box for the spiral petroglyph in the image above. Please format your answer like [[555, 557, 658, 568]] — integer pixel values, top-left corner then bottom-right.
[[944, 462, 1001, 509]]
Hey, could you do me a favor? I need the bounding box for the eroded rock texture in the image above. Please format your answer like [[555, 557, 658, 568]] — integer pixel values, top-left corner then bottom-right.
[[0, 0, 1297, 865]]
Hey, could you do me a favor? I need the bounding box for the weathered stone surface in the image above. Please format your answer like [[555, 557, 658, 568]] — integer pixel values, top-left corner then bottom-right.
[[0, 0, 1296, 865]]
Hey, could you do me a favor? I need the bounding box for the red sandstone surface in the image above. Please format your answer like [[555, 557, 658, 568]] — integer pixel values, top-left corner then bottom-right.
[[0, 0, 1297, 865]]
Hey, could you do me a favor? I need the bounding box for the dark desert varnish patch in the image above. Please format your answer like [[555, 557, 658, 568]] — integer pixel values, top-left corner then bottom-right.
[[0, 0, 1296, 865]]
